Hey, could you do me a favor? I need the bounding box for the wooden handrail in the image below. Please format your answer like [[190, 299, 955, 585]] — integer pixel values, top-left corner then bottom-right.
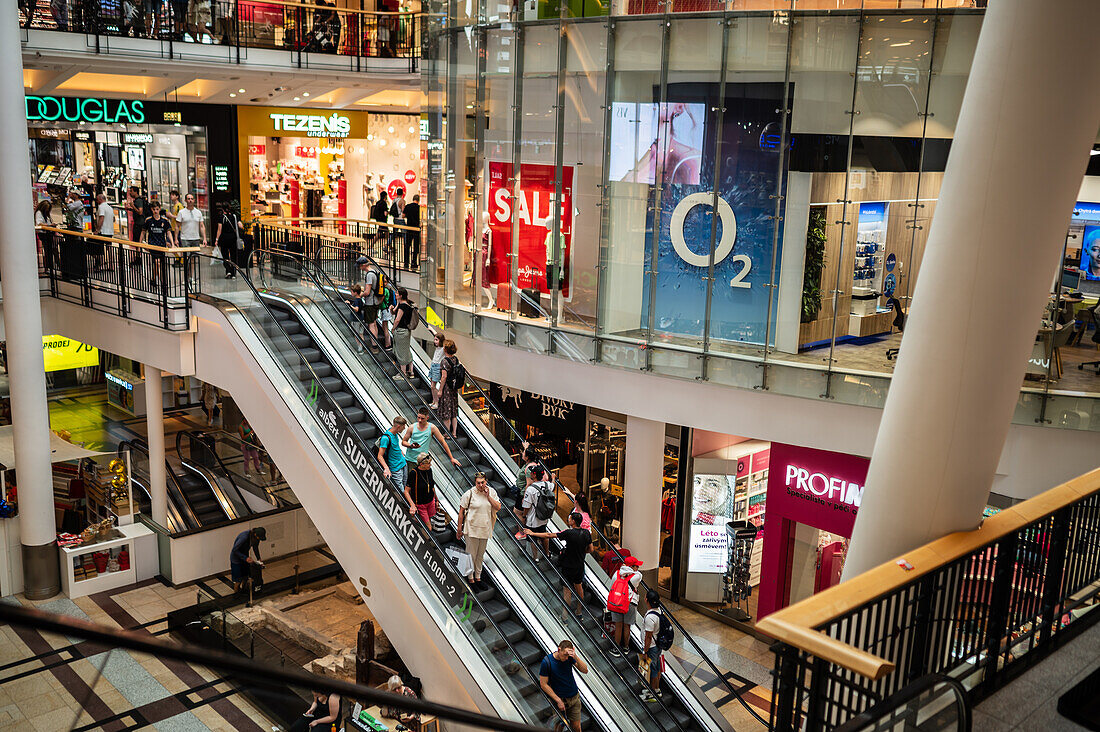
[[267, 216, 422, 234], [755, 465, 1100, 678], [35, 225, 201, 254]]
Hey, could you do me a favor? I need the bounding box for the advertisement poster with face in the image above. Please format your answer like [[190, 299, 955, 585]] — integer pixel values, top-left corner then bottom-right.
[[628, 82, 785, 346], [689, 473, 735, 573], [486, 162, 574, 298]]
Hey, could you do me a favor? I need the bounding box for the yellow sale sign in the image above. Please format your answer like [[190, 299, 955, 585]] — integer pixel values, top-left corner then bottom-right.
[[42, 335, 99, 372]]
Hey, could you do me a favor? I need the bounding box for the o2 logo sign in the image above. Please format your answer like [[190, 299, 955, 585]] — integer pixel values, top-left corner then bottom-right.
[[669, 192, 752, 289]]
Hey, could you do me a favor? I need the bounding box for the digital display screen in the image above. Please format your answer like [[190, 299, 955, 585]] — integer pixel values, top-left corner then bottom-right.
[[1081, 225, 1100, 281], [608, 102, 705, 185]]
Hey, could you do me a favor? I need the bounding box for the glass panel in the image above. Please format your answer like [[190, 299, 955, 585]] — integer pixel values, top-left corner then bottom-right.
[[599, 20, 664, 349], [451, 31, 479, 311], [645, 18, 722, 354], [559, 22, 608, 336], [480, 28, 519, 322], [423, 18, 448, 305], [778, 13, 861, 388]]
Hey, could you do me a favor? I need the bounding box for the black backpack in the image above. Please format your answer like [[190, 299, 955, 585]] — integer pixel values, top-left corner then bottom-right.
[[649, 609, 674, 651], [446, 357, 466, 391]]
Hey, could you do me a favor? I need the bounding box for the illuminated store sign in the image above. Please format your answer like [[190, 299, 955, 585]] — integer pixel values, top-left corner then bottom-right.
[[783, 464, 864, 510], [163, 111, 182, 122], [105, 372, 134, 390], [212, 165, 230, 192], [123, 133, 154, 144], [43, 336, 99, 372], [269, 112, 351, 138], [25, 96, 145, 124]]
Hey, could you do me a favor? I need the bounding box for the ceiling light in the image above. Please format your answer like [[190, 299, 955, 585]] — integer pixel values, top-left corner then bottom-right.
[[409, 126, 415, 134], [367, 133, 374, 140], [358, 147, 365, 154], [388, 125, 395, 133], [380, 139, 386, 146], [293, 96, 300, 101], [302, 92, 310, 97], [238, 88, 246, 93], [229, 93, 236, 97], [890, 42, 911, 47]]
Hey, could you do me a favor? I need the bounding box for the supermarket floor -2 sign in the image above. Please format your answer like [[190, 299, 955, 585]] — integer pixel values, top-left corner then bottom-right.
[[43, 335, 98, 372]]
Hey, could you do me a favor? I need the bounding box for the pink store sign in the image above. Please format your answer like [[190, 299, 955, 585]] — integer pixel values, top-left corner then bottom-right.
[[756, 442, 870, 620]]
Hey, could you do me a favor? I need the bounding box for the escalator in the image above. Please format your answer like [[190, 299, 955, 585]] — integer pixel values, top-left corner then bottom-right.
[[263, 297, 593, 730], [186, 254, 582, 730], [121, 436, 252, 530], [249, 250, 734, 731]]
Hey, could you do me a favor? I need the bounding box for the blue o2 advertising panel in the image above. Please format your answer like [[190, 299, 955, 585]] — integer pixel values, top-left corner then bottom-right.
[[636, 82, 786, 347]]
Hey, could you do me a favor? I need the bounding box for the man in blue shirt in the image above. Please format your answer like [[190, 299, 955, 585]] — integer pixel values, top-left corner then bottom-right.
[[377, 415, 410, 492], [539, 640, 588, 732], [230, 526, 266, 593]]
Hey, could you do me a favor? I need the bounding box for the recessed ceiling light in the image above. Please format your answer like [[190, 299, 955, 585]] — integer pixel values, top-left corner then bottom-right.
[[302, 92, 310, 97], [293, 96, 300, 101], [238, 88, 246, 93], [229, 93, 236, 97]]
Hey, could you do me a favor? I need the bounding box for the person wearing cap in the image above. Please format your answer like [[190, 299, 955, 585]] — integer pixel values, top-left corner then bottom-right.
[[609, 554, 644, 656], [356, 256, 384, 343], [230, 526, 266, 593]]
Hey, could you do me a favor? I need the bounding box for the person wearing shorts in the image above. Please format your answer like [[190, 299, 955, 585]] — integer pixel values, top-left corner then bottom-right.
[[404, 453, 437, 526], [526, 512, 591, 619], [539, 640, 588, 732], [609, 555, 643, 656], [640, 590, 665, 702]]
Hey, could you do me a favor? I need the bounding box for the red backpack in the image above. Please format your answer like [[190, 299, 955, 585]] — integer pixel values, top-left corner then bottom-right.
[[606, 571, 632, 614]]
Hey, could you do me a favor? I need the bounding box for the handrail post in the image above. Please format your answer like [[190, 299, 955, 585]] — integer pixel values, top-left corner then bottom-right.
[[1037, 507, 1071, 647], [771, 643, 801, 732], [905, 572, 937, 685], [980, 532, 1018, 695]]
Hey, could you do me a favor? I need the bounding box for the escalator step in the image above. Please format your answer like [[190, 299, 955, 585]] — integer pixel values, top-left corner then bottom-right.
[[481, 600, 512, 625], [288, 333, 311, 349], [319, 376, 343, 392], [513, 639, 544, 666], [331, 392, 354, 409], [344, 406, 365, 423], [276, 320, 301, 335], [352, 423, 379, 441], [298, 362, 332, 379]]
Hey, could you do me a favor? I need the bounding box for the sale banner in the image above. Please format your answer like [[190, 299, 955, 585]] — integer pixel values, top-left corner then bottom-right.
[[486, 162, 573, 297]]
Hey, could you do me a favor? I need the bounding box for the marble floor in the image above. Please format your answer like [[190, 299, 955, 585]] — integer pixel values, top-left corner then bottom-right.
[[0, 553, 332, 732]]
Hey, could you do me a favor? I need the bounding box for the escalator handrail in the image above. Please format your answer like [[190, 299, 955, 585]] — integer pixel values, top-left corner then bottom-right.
[[174, 430, 268, 511], [261, 250, 688, 730], [189, 251, 575, 732], [119, 438, 201, 531], [305, 242, 767, 727], [205, 429, 297, 507]]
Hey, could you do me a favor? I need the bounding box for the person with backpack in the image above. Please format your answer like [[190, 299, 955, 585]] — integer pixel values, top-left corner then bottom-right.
[[377, 415, 411, 492], [516, 466, 557, 564], [606, 555, 643, 656], [525, 511, 591, 619], [356, 256, 384, 344], [539, 640, 588, 732], [511, 442, 538, 508], [640, 589, 673, 702], [436, 340, 464, 436], [392, 287, 417, 379]]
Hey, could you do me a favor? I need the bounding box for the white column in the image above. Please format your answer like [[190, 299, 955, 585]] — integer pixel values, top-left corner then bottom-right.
[[844, 0, 1100, 579], [622, 416, 664, 570], [0, 6, 59, 600], [144, 368, 168, 525]]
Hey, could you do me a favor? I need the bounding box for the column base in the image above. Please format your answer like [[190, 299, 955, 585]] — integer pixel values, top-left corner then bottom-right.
[[22, 543, 60, 600]]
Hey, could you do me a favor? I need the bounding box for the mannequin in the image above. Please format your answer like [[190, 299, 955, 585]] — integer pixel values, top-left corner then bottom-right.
[[480, 211, 495, 309]]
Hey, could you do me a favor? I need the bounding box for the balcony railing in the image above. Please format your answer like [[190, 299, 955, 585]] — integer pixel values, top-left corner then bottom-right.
[[20, 0, 420, 68], [759, 466, 1100, 730]]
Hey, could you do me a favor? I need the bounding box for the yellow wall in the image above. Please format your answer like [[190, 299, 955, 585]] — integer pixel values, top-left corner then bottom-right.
[[236, 106, 369, 219]]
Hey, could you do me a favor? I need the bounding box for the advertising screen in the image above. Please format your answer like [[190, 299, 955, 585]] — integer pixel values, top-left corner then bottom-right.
[[1080, 225, 1100, 281], [688, 473, 735, 573], [608, 102, 706, 185]]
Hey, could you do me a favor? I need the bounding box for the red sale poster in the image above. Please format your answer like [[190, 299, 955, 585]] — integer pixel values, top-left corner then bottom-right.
[[486, 162, 573, 297]]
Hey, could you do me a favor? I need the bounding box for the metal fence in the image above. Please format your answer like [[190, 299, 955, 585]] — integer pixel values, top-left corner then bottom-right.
[[768, 474, 1100, 730], [19, 0, 420, 67]]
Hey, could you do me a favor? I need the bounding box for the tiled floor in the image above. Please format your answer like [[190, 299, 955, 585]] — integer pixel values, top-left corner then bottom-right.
[[973, 618, 1100, 731], [0, 575, 287, 732]]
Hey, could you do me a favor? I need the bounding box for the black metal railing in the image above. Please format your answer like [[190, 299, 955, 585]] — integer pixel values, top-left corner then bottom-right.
[[766, 472, 1100, 731], [833, 674, 971, 732], [38, 226, 195, 330], [251, 218, 420, 280], [20, 0, 420, 68], [0, 601, 547, 732]]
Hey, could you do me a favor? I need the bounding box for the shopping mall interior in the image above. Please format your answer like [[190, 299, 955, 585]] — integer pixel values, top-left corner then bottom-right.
[[1, 1, 1099, 731]]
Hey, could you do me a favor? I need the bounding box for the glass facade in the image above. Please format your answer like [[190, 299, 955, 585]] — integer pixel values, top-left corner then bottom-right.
[[423, 1, 1100, 432]]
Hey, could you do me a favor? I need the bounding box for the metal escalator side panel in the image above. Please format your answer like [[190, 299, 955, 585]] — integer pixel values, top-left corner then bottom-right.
[[122, 441, 202, 531]]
